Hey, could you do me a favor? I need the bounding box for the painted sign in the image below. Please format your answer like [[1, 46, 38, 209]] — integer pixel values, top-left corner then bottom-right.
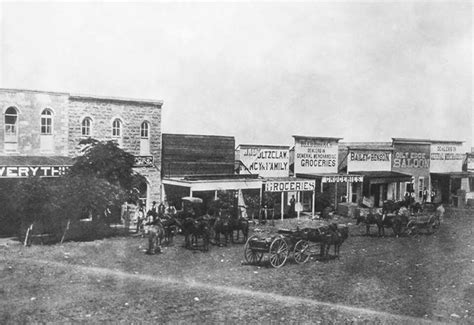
[[239, 147, 289, 177], [322, 175, 363, 183], [294, 138, 338, 174], [430, 143, 464, 173], [0, 166, 69, 178], [134, 156, 154, 167], [467, 155, 474, 172], [265, 179, 316, 192], [392, 143, 430, 172], [347, 150, 391, 172]]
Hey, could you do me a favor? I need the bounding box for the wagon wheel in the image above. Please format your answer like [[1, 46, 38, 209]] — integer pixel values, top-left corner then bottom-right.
[[406, 220, 416, 235], [244, 235, 263, 265], [269, 237, 289, 268], [294, 240, 311, 264]]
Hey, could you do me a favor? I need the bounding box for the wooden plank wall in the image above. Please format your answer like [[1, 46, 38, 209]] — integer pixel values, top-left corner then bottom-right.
[[162, 134, 235, 177]]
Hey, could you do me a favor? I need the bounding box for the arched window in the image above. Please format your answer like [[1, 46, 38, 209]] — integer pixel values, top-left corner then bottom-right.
[[140, 121, 150, 155], [112, 119, 122, 137], [4, 107, 18, 139], [40, 108, 53, 135], [140, 121, 149, 138], [81, 117, 92, 136]]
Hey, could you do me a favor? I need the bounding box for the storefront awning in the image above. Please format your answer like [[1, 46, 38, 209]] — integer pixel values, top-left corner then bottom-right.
[[296, 173, 364, 183], [431, 172, 474, 179], [349, 171, 412, 184], [163, 175, 263, 192]]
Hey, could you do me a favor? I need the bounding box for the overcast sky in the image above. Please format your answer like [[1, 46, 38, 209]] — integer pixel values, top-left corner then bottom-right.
[[0, 1, 472, 148]]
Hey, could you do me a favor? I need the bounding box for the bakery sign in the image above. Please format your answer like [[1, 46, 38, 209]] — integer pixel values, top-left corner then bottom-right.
[[265, 179, 316, 192], [239, 147, 289, 177], [0, 166, 70, 178]]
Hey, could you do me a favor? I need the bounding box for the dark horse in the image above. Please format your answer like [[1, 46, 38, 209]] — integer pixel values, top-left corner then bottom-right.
[[356, 209, 385, 236], [211, 211, 232, 246], [321, 223, 349, 258], [174, 212, 211, 251], [226, 209, 249, 243]]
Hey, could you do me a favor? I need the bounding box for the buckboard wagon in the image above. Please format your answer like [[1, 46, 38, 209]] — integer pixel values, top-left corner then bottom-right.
[[406, 213, 440, 235], [244, 226, 328, 268]]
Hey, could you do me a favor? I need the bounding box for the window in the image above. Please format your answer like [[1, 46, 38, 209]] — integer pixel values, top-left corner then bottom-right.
[[140, 121, 149, 138], [140, 121, 150, 155], [41, 108, 53, 135], [112, 119, 122, 137], [4, 107, 18, 139], [81, 117, 92, 136]]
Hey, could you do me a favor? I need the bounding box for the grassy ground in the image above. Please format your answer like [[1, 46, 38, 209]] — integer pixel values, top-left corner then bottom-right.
[[0, 208, 473, 323]]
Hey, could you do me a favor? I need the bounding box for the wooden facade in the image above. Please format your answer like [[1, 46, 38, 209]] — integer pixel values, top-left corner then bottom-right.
[[162, 133, 235, 177]]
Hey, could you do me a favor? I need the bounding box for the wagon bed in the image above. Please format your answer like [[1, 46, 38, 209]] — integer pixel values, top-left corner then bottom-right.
[[244, 225, 330, 268]]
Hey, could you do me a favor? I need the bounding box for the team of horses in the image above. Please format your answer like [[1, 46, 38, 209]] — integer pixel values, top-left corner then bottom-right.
[[356, 200, 442, 237], [144, 205, 249, 254]]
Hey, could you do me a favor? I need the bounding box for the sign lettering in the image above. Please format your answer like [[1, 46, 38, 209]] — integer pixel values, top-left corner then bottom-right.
[[239, 147, 289, 177], [265, 180, 316, 192], [0, 166, 69, 178], [134, 156, 154, 167], [322, 175, 363, 183]]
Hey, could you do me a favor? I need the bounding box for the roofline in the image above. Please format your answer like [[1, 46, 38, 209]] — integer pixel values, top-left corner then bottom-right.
[[0, 88, 163, 107], [430, 139, 465, 144], [347, 146, 393, 151], [69, 94, 163, 107], [292, 135, 343, 141], [236, 144, 290, 150], [163, 133, 234, 139], [392, 138, 431, 145], [0, 87, 69, 96]]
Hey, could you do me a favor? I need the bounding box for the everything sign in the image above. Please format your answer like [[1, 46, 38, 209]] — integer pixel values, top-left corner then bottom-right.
[[0, 166, 70, 178]]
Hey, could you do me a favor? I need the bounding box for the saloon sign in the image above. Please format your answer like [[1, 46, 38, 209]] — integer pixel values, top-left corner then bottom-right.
[[293, 137, 339, 174], [0, 166, 70, 178], [239, 146, 289, 177], [265, 179, 316, 192], [392, 143, 430, 172]]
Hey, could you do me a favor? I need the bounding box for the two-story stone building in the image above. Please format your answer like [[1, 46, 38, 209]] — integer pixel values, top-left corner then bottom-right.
[[0, 88, 163, 208]]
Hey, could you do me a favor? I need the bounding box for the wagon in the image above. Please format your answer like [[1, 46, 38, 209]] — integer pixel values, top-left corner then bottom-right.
[[243, 226, 327, 268], [405, 213, 440, 235]]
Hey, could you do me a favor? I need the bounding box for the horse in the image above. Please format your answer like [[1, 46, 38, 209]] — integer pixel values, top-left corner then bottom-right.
[[160, 215, 179, 245], [146, 221, 165, 255], [382, 200, 405, 215], [212, 211, 232, 246], [356, 209, 384, 236], [226, 210, 249, 243], [321, 223, 349, 258]]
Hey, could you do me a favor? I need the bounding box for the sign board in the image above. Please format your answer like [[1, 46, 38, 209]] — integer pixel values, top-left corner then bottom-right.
[[347, 150, 391, 172], [293, 138, 338, 174], [430, 143, 464, 173], [134, 156, 154, 167], [468, 155, 474, 172], [238, 147, 289, 177], [0, 166, 69, 178], [265, 179, 316, 192], [322, 175, 363, 183], [392, 143, 430, 172]]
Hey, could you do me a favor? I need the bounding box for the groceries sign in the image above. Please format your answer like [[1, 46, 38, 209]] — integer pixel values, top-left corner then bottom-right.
[[294, 137, 339, 174], [238, 146, 289, 177], [265, 179, 316, 192]]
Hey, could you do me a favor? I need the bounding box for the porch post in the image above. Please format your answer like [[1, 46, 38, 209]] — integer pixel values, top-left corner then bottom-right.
[[281, 191, 284, 220]]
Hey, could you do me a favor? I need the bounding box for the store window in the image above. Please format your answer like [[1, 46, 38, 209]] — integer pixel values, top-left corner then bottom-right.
[[40, 108, 54, 152], [140, 121, 150, 155], [81, 117, 92, 136]]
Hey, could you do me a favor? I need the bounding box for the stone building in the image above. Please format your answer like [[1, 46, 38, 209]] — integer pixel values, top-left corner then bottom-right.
[[0, 88, 163, 208]]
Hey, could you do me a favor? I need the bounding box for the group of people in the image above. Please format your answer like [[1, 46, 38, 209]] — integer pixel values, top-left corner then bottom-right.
[[134, 201, 175, 234]]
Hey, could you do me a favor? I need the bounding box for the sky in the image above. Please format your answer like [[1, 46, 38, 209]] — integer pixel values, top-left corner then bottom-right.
[[0, 1, 472, 148]]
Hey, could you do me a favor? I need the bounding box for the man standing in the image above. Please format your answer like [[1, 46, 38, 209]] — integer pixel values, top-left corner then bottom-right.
[[289, 195, 296, 218]]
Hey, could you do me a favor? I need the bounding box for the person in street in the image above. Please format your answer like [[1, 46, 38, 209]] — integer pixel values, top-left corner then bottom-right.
[[431, 189, 436, 203], [135, 207, 145, 234], [422, 187, 429, 204], [289, 195, 296, 218]]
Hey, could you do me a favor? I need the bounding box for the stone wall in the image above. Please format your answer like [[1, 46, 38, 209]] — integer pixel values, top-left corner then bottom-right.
[[0, 89, 69, 156]]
